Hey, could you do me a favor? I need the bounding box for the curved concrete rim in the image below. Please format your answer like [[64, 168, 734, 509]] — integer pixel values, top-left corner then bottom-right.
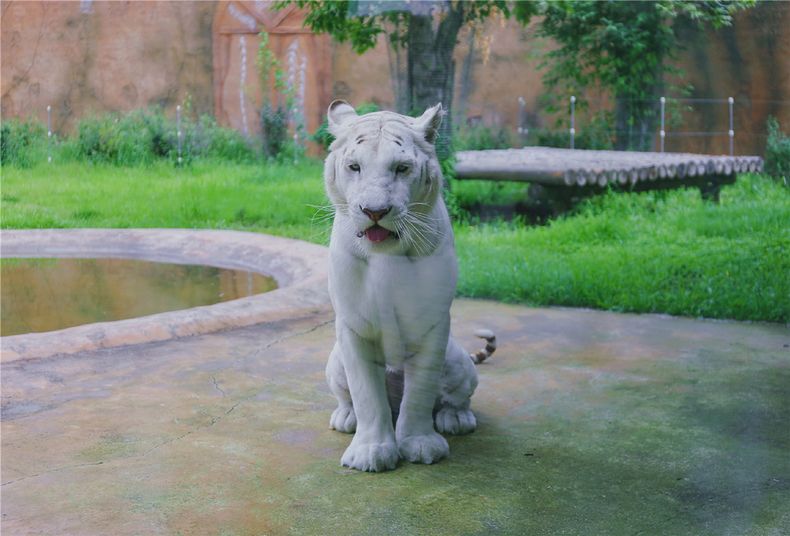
[[0, 229, 330, 362]]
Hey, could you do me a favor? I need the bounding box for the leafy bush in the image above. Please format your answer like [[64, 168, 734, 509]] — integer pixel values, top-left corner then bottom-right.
[[0, 119, 49, 167], [183, 115, 255, 164], [76, 110, 165, 165], [453, 123, 514, 151], [532, 115, 614, 150], [74, 108, 254, 166], [260, 103, 288, 159], [765, 116, 790, 184], [532, 128, 613, 150]]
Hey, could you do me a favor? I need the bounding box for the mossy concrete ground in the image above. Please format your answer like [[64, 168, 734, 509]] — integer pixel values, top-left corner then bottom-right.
[[2, 300, 788, 535]]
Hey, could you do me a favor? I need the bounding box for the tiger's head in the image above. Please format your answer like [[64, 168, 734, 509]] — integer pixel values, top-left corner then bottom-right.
[[323, 100, 446, 256]]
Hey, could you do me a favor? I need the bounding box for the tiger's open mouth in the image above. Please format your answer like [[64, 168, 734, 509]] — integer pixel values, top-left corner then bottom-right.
[[359, 224, 399, 243]]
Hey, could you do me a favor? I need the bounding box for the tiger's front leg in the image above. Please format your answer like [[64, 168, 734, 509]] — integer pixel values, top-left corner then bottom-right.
[[337, 323, 399, 472], [396, 316, 451, 464]]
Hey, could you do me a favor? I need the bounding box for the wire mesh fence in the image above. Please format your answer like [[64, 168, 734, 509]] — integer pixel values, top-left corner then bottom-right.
[[6, 101, 309, 167], [516, 96, 790, 156]]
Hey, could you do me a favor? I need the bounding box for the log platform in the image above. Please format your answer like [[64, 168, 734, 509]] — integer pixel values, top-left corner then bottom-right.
[[454, 147, 764, 204]]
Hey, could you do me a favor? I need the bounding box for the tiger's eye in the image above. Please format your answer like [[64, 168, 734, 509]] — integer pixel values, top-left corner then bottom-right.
[[349, 163, 360, 172], [395, 164, 409, 174]]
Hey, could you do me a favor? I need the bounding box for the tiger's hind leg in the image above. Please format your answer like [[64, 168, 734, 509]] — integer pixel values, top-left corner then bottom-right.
[[326, 342, 357, 433], [434, 337, 479, 435]]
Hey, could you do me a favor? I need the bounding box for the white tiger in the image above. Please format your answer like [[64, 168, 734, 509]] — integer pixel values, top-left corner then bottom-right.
[[323, 100, 495, 472]]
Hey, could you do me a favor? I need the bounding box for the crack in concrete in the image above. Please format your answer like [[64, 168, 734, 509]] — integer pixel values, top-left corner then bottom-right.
[[139, 400, 242, 457], [210, 375, 226, 397], [252, 317, 334, 357], [1, 461, 105, 487], [0, 401, 243, 488]]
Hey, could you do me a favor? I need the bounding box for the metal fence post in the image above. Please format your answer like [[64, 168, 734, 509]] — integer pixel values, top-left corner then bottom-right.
[[46, 105, 52, 163], [569, 95, 576, 149], [728, 97, 734, 156], [659, 97, 666, 153], [176, 105, 183, 165]]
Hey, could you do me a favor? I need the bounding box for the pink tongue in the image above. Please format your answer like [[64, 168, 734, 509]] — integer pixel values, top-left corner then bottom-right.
[[365, 226, 391, 243]]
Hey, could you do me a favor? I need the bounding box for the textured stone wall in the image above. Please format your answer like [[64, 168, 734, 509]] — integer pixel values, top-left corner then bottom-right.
[[330, 5, 790, 156], [673, 1, 790, 155], [211, 1, 332, 144], [1, 1, 216, 132], [2, 1, 787, 155]]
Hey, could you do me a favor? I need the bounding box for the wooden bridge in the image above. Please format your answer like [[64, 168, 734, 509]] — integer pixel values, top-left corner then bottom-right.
[[454, 147, 764, 204]]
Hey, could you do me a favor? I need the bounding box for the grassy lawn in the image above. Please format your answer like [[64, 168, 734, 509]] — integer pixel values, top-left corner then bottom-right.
[[0, 160, 331, 243], [2, 160, 788, 322]]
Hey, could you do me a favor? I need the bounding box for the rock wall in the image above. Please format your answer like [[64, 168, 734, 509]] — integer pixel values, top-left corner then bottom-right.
[[211, 1, 332, 145], [673, 1, 790, 155], [2, 1, 788, 156], [331, 5, 790, 156], [1, 1, 216, 132]]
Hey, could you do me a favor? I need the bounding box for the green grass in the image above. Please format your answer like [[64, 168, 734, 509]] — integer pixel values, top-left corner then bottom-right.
[[2, 160, 788, 322], [0, 159, 331, 243], [451, 179, 530, 208], [455, 177, 790, 322]]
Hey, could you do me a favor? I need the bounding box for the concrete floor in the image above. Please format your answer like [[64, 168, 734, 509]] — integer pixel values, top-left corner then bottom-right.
[[2, 300, 789, 535]]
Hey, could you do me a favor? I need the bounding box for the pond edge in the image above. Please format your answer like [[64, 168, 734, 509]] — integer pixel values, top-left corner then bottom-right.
[[0, 229, 330, 362]]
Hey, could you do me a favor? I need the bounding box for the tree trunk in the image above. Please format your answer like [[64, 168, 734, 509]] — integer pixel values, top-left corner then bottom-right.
[[406, 2, 464, 159], [456, 28, 477, 127], [615, 67, 663, 151], [615, 93, 660, 151], [614, 94, 630, 151]]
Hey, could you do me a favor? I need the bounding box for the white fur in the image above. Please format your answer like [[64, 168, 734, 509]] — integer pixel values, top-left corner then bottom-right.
[[323, 100, 480, 472]]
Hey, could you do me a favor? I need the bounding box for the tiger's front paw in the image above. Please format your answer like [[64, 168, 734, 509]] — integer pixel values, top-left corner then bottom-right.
[[398, 432, 449, 464], [341, 436, 399, 472]]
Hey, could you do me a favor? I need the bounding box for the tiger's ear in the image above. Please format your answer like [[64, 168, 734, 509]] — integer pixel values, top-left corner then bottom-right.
[[415, 103, 444, 144], [327, 100, 358, 136]]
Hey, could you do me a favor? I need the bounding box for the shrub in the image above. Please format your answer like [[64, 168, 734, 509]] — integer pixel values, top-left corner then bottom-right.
[[0, 119, 48, 167], [260, 103, 288, 159], [765, 116, 790, 184], [183, 115, 255, 164], [532, 118, 614, 150], [75, 110, 171, 165], [453, 122, 514, 151], [74, 108, 254, 166]]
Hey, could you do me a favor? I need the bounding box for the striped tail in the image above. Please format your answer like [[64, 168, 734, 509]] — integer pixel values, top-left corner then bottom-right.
[[469, 329, 496, 364]]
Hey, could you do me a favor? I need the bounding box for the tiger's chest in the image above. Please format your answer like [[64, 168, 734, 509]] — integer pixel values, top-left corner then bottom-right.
[[330, 245, 457, 361]]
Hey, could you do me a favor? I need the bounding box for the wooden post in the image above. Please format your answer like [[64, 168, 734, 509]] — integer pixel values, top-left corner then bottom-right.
[[700, 175, 723, 203]]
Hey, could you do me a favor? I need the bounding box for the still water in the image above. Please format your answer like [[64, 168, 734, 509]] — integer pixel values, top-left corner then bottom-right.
[[1, 258, 278, 336]]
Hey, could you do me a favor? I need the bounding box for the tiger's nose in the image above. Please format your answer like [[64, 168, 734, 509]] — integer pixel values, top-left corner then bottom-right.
[[360, 205, 391, 222]]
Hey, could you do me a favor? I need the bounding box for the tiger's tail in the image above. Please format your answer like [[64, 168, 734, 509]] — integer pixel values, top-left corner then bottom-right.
[[469, 329, 496, 364]]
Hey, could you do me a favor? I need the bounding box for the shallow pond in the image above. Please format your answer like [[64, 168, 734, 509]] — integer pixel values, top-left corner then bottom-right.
[[1, 258, 277, 336]]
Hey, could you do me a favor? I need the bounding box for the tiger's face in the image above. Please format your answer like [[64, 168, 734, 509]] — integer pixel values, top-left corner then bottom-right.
[[323, 101, 445, 256]]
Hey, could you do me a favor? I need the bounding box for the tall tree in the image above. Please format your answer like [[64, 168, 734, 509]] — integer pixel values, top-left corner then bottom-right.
[[538, 0, 754, 151], [277, 0, 537, 158]]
